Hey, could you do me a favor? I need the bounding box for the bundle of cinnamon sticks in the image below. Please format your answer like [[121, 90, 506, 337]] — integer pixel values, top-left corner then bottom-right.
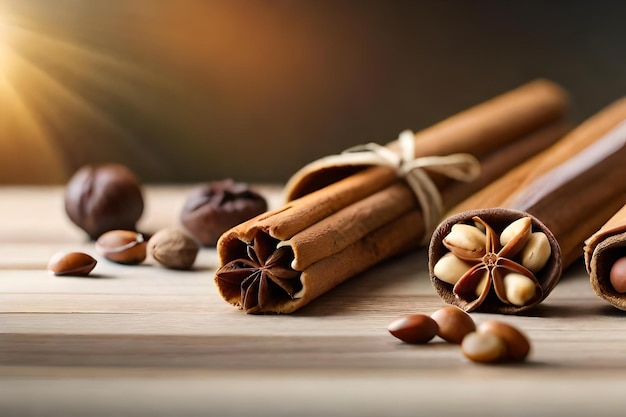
[[214, 79, 569, 314]]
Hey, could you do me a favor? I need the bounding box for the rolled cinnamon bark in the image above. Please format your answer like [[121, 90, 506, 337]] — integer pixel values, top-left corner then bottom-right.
[[430, 99, 626, 314], [215, 79, 569, 314], [585, 204, 626, 310]]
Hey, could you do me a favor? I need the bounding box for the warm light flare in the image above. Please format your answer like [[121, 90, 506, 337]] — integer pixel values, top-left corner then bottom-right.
[[0, 13, 9, 72], [0, 4, 177, 184]]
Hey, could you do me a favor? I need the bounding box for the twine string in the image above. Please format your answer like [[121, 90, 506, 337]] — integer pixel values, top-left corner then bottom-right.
[[341, 130, 481, 243]]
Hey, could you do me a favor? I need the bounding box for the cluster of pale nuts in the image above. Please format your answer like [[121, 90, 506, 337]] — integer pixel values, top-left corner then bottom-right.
[[434, 217, 551, 306], [47, 228, 200, 277], [387, 306, 531, 363]]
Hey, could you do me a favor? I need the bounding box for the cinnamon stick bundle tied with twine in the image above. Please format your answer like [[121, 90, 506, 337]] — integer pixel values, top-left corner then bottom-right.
[[429, 98, 626, 315], [214, 79, 569, 314], [585, 202, 626, 310]]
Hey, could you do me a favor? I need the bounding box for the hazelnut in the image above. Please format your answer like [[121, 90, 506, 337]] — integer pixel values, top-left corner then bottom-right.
[[461, 331, 507, 363], [47, 251, 97, 276], [96, 230, 147, 264], [148, 228, 199, 269], [64, 163, 144, 239], [477, 320, 531, 362], [387, 314, 439, 344], [180, 179, 267, 246], [610, 257, 626, 293], [430, 306, 476, 344]]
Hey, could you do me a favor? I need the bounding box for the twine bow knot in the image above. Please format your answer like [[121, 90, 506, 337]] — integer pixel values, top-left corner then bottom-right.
[[341, 130, 481, 243]]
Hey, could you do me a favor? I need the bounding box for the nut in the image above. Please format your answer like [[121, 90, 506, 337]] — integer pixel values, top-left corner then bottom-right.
[[180, 179, 267, 246], [96, 230, 147, 264], [443, 224, 486, 259], [433, 252, 474, 285], [499, 217, 531, 247], [148, 227, 199, 269], [64, 163, 144, 239], [387, 314, 439, 344], [610, 257, 626, 293], [519, 232, 551, 272], [461, 331, 507, 363], [430, 306, 476, 344], [474, 270, 490, 297], [47, 251, 97, 276], [477, 319, 531, 362], [503, 272, 537, 306]]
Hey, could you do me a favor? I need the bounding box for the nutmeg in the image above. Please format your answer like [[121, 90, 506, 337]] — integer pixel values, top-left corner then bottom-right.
[[148, 227, 199, 270], [180, 179, 267, 246], [64, 163, 144, 240]]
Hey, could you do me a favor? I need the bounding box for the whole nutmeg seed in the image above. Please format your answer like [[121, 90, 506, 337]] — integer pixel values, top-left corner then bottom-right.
[[387, 314, 439, 344], [64, 163, 144, 240], [180, 179, 267, 246], [96, 230, 147, 265], [148, 228, 199, 270], [430, 306, 476, 344], [47, 251, 97, 276]]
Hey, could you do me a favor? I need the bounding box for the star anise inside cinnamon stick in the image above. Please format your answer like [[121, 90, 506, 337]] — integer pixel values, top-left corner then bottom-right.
[[215, 231, 302, 313], [433, 216, 550, 312]]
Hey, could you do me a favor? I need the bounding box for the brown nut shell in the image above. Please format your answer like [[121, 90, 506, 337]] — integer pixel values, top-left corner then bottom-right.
[[430, 306, 476, 344], [64, 163, 144, 240], [148, 228, 199, 270], [477, 319, 531, 362], [180, 179, 267, 246], [48, 252, 97, 276], [387, 314, 439, 344], [461, 331, 507, 363], [96, 230, 147, 265], [429, 208, 562, 314]]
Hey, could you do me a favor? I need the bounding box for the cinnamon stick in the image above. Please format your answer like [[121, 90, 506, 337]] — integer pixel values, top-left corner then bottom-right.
[[285, 79, 568, 200], [215, 79, 569, 314], [430, 99, 626, 314]]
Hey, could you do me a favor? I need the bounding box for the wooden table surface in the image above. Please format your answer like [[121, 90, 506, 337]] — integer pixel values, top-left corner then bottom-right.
[[2, 185, 626, 417]]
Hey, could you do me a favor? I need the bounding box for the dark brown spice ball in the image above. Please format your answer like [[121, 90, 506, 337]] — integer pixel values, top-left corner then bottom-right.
[[180, 179, 268, 246], [64, 163, 144, 240]]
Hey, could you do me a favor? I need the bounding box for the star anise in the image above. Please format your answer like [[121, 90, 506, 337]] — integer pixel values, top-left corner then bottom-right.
[[215, 231, 302, 313], [439, 216, 544, 312]]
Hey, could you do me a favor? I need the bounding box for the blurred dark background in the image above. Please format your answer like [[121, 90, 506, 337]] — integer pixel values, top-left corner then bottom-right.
[[0, 0, 625, 184]]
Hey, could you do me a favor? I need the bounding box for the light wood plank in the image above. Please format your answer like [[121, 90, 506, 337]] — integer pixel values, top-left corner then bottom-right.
[[2, 185, 626, 417]]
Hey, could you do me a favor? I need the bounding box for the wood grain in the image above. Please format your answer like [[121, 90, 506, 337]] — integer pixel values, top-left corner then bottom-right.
[[2, 186, 626, 417]]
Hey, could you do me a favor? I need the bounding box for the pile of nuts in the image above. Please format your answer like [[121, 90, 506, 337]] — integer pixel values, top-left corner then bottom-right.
[[432, 215, 552, 311], [48, 227, 200, 276], [387, 306, 531, 364], [48, 163, 268, 277]]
